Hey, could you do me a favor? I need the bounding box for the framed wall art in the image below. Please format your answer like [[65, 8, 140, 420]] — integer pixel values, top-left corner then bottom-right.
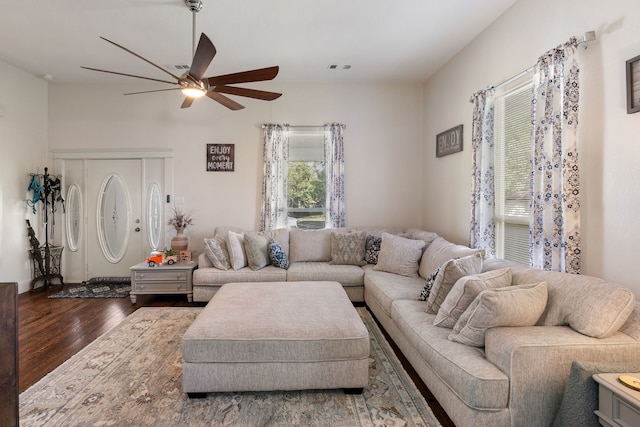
[[436, 124, 463, 157], [626, 54, 640, 114], [206, 144, 235, 171]]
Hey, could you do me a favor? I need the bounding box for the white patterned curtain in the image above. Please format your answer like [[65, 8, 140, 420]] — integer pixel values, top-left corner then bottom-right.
[[469, 88, 496, 255], [324, 123, 346, 228], [531, 38, 581, 273], [260, 124, 289, 230]]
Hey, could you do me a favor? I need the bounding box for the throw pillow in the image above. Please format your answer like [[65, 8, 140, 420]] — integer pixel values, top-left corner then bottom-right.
[[418, 267, 440, 301], [364, 235, 382, 264], [268, 238, 290, 269], [329, 231, 367, 266], [226, 231, 248, 270], [425, 253, 484, 314], [244, 233, 271, 271], [434, 268, 513, 328], [374, 232, 426, 277], [203, 236, 231, 270], [418, 237, 484, 279], [449, 282, 548, 347]]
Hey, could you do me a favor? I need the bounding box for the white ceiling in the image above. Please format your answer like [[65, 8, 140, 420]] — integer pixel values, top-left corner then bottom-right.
[[0, 0, 516, 85]]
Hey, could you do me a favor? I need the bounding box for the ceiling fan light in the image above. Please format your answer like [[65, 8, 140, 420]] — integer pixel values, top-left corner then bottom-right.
[[181, 86, 206, 98]]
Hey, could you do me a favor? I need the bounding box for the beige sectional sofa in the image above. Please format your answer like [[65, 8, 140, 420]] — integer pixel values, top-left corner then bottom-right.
[[193, 226, 640, 426]]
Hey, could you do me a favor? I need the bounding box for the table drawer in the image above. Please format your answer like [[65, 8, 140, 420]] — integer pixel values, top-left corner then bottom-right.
[[133, 281, 189, 292], [133, 270, 188, 282]]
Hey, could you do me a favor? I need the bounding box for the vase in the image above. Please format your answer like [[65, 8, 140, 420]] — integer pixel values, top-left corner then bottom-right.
[[171, 228, 188, 252]]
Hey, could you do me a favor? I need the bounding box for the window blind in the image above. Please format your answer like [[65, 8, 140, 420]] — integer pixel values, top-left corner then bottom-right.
[[494, 77, 533, 265]]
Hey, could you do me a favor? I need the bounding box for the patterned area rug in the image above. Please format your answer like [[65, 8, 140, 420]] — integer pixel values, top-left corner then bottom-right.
[[20, 307, 440, 426], [48, 277, 131, 298]]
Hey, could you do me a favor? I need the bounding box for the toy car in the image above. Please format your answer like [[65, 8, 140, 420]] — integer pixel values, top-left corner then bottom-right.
[[147, 251, 177, 267]]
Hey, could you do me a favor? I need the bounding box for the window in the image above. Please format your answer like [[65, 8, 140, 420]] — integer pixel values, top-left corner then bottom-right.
[[493, 74, 533, 265], [287, 128, 327, 229]]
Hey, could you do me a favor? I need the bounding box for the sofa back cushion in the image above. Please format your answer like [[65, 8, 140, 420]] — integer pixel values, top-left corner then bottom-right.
[[620, 303, 640, 340], [289, 229, 347, 262], [373, 232, 426, 277], [483, 258, 636, 338]]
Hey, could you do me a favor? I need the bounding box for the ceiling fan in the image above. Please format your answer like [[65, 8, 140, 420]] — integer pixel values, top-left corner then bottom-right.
[[81, 0, 281, 110]]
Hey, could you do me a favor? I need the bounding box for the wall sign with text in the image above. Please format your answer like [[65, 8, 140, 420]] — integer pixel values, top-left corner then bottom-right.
[[206, 144, 235, 172], [436, 124, 463, 157]]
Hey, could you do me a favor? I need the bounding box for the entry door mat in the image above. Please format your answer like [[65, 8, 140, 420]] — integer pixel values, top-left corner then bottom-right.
[[49, 277, 131, 299]]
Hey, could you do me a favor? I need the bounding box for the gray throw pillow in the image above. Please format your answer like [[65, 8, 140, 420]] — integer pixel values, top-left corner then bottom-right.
[[425, 253, 484, 314], [244, 233, 271, 271], [434, 268, 512, 328], [329, 231, 367, 266], [203, 236, 231, 270], [449, 282, 548, 347]]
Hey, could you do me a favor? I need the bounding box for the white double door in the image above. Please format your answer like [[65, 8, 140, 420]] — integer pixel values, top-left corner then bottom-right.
[[57, 153, 170, 281]]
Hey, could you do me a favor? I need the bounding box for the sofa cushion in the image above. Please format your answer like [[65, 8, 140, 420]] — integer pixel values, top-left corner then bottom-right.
[[419, 237, 484, 279], [434, 268, 512, 328], [390, 299, 509, 410], [329, 230, 367, 266], [449, 282, 548, 347], [364, 235, 382, 264], [193, 265, 287, 285], [289, 229, 340, 262], [226, 231, 248, 270], [374, 232, 425, 278], [363, 269, 424, 317], [203, 236, 231, 270], [268, 239, 290, 269], [287, 262, 364, 285], [425, 253, 484, 314], [483, 258, 637, 339], [244, 233, 271, 270], [406, 228, 439, 248]]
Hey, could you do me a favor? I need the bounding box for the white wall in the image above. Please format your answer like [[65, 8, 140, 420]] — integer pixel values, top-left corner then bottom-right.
[[0, 60, 48, 293], [421, 0, 640, 295], [48, 81, 424, 256]]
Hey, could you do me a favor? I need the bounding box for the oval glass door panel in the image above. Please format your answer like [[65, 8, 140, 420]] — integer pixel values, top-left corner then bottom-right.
[[97, 174, 130, 263], [147, 183, 162, 250], [65, 184, 82, 252]]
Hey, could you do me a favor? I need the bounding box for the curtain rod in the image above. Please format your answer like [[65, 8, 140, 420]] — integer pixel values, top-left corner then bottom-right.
[[261, 124, 346, 129], [470, 31, 596, 102]]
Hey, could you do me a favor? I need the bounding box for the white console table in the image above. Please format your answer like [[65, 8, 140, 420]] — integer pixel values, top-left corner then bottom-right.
[[594, 372, 640, 427]]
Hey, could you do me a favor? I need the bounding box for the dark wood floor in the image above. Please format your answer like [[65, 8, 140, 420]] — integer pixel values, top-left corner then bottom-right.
[[18, 284, 455, 426]]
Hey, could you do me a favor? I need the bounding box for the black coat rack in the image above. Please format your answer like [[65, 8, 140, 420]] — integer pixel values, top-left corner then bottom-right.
[[26, 167, 65, 290]]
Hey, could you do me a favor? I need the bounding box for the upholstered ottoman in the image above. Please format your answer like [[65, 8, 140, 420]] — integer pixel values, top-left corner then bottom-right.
[[182, 281, 370, 396]]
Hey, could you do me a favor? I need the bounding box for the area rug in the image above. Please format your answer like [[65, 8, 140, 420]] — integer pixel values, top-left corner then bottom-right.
[[48, 277, 131, 298], [20, 307, 440, 426]]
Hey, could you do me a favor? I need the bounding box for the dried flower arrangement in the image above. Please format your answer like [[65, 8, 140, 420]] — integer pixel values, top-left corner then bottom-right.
[[168, 207, 194, 232]]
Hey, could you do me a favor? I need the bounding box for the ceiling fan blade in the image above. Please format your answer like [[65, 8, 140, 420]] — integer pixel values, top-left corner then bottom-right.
[[213, 85, 282, 101], [206, 66, 279, 86], [181, 97, 195, 109], [81, 66, 178, 85], [99, 36, 182, 81], [124, 88, 182, 95], [206, 91, 245, 110], [189, 33, 216, 81]]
